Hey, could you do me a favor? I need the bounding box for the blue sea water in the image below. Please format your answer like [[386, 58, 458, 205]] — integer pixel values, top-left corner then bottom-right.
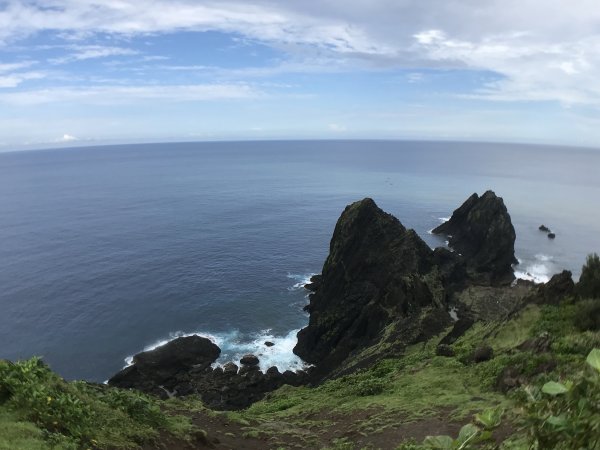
[[0, 140, 599, 382]]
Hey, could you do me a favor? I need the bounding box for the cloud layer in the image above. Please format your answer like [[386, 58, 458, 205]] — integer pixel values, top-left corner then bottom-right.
[[1, 0, 599, 105], [1, 1, 600, 147]]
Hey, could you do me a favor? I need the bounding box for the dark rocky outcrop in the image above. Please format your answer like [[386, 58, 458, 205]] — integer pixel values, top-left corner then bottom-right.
[[526, 270, 574, 305], [240, 354, 259, 366], [548, 233, 556, 239], [293, 198, 448, 377], [432, 191, 517, 285], [304, 275, 323, 292], [108, 336, 220, 390], [436, 344, 455, 357], [472, 345, 494, 363], [539, 225, 551, 232], [108, 336, 307, 410]]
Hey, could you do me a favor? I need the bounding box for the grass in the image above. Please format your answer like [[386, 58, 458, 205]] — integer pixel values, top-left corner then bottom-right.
[[0, 409, 51, 450], [230, 298, 599, 449], [0, 358, 198, 449]]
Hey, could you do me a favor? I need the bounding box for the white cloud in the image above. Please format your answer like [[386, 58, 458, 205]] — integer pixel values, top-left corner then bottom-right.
[[49, 45, 139, 64], [0, 71, 45, 88], [0, 83, 261, 106], [59, 133, 79, 142], [0, 0, 600, 106], [328, 123, 346, 132]]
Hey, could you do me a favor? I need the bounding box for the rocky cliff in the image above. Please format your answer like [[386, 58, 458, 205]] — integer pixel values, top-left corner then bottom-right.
[[293, 198, 450, 377], [294, 192, 521, 379], [432, 190, 517, 284]]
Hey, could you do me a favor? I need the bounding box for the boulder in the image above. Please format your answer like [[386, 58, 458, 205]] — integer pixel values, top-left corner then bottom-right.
[[222, 362, 239, 375], [240, 354, 259, 366], [432, 191, 517, 285], [472, 345, 494, 363], [108, 336, 220, 389], [548, 233, 556, 239], [436, 344, 455, 357], [539, 225, 551, 232], [294, 198, 442, 376], [264, 341, 275, 347]]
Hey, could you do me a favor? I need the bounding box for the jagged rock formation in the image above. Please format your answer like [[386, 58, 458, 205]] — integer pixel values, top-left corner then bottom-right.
[[109, 336, 307, 410], [293, 198, 450, 377], [432, 190, 517, 284]]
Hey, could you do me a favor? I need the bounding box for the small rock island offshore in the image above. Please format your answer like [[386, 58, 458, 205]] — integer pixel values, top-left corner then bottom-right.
[[1, 190, 599, 449]]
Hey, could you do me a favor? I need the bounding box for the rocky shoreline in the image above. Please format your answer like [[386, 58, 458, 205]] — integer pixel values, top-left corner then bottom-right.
[[108, 190, 576, 410]]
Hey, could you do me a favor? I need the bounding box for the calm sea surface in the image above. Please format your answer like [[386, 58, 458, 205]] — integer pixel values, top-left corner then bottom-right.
[[1, 140, 599, 381]]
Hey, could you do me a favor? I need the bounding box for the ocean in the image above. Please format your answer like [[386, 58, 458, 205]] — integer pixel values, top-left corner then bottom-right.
[[1, 140, 599, 382]]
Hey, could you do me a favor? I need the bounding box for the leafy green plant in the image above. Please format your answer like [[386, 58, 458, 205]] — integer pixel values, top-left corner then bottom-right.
[[474, 407, 503, 430], [0, 357, 195, 448], [522, 348, 600, 450]]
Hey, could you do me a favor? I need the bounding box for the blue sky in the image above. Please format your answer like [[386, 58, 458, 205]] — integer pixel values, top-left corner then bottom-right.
[[1, 0, 600, 150]]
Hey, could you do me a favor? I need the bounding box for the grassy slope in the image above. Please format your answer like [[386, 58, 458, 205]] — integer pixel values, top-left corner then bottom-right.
[[1, 298, 598, 449], [228, 299, 599, 449]]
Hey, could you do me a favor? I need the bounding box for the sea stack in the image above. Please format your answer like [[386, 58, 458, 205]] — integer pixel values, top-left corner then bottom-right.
[[294, 198, 446, 376], [432, 190, 517, 284]]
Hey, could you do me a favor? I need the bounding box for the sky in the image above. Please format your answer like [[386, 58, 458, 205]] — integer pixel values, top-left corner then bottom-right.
[[1, 0, 600, 150]]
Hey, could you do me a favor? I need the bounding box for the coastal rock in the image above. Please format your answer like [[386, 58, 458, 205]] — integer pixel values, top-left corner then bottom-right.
[[264, 341, 275, 347], [432, 191, 517, 285], [108, 336, 220, 389], [109, 336, 308, 410], [539, 225, 551, 232], [548, 232, 556, 239], [528, 270, 574, 305], [222, 362, 239, 375], [304, 274, 323, 292], [294, 198, 444, 377], [240, 354, 259, 366]]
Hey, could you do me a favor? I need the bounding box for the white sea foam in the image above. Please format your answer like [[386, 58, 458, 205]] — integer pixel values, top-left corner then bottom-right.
[[212, 328, 308, 372], [122, 328, 308, 373], [122, 274, 313, 373], [287, 272, 316, 291], [287, 273, 316, 297], [514, 254, 554, 284], [438, 217, 450, 223]]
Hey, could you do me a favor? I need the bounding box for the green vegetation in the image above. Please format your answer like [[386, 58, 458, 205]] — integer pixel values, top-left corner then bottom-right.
[[232, 295, 599, 449], [396, 349, 600, 450], [2, 259, 600, 449], [577, 253, 600, 299], [521, 348, 600, 449], [0, 358, 197, 449]]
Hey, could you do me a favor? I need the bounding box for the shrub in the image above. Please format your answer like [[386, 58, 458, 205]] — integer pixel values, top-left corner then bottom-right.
[[0, 357, 193, 448], [521, 348, 600, 450], [577, 253, 600, 299], [573, 298, 600, 331]]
